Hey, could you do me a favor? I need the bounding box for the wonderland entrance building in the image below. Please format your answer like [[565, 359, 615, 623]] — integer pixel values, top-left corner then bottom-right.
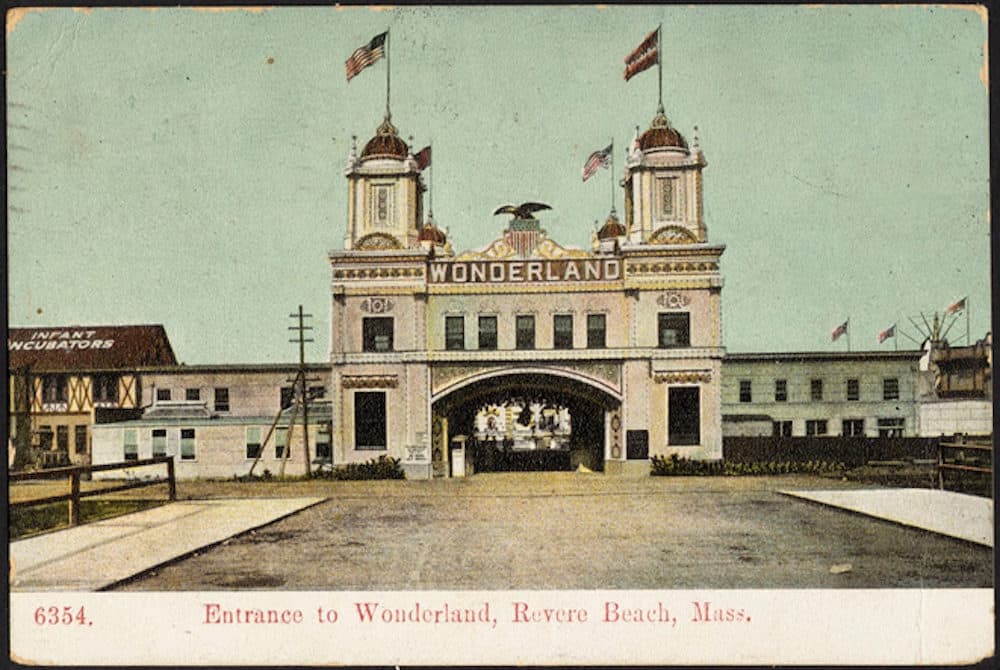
[[330, 108, 724, 478]]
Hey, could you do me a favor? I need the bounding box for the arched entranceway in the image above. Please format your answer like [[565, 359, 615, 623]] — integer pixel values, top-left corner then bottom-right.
[[431, 370, 621, 476]]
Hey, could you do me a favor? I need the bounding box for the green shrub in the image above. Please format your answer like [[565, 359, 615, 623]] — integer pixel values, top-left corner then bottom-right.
[[314, 456, 405, 481], [650, 455, 846, 477]]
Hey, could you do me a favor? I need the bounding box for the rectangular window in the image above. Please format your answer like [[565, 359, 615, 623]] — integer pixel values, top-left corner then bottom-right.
[[185, 388, 200, 401], [774, 379, 788, 402], [42, 375, 68, 403], [625, 430, 649, 460], [123, 429, 138, 461], [658, 313, 690, 348], [56, 425, 69, 452], [245, 427, 262, 459], [656, 176, 682, 220], [315, 423, 332, 461], [668, 387, 700, 445], [363, 317, 394, 352], [214, 387, 230, 412], [738, 380, 752, 403], [478, 316, 498, 350], [883, 378, 900, 401], [355, 391, 387, 450], [308, 386, 327, 400], [587, 314, 606, 349], [151, 429, 167, 457], [445, 316, 465, 350], [842, 419, 865, 437], [74, 425, 88, 454], [275, 427, 289, 459], [516, 315, 535, 350], [373, 184, 394, 227], [280, 386, 295, 410], [877, 418, 905, 438], [553, 314, 573, 349], [810, 379, 824, 402], [37, 427, 53, 450], [180, 428, 196, 460], [772, 420, 793, 437], [92, 374, 119, 404], [156, 388, 171, 402], [805, 419, 828, 436], [846, 379, 860, 402]]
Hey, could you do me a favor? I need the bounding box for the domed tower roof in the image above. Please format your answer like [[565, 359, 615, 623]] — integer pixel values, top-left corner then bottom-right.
[[417, 221, 448, 245], [361, 116, 409, 160], [596, 209, 626, 240], [638, 106, 687, 151]]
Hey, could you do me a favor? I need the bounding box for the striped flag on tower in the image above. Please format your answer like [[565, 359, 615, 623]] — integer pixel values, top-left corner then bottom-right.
[[831, 320, 848, 342], [582, 143, 613, 182], [624, 27, 659, 81], [345, 31, 388, 82], [946, 297, 966, 315], [877, 324, 896, 344]]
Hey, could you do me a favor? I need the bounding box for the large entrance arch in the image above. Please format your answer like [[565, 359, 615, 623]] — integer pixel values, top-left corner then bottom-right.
[[431, 370, 622, 475]]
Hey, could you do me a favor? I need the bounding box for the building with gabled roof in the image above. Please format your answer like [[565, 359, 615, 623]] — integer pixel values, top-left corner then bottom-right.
[[7, 325, 177, 468]]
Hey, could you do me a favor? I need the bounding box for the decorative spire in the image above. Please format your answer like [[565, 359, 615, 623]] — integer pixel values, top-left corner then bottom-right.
[[692, 125, 701, 155]]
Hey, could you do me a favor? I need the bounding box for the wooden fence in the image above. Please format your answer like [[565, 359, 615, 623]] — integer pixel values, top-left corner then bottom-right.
[[9, 456, 176, 527], [937, 436, 992, 491]]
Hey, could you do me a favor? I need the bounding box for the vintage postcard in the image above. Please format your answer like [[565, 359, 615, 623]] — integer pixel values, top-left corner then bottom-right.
[[6, 4, 993, 666]]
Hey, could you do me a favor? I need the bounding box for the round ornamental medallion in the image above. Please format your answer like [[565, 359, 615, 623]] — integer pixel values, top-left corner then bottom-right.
[[611, 415, 621, 431], [656, 292, 692, 309], [611, 446, 621, 458], [361, 297, 395, 314]]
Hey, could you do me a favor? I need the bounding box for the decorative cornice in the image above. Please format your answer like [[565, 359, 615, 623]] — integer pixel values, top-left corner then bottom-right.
[[332, 267, 425, 280], [341, 374, 399, 389], [653, 370, 712, 384], [626, 260, 720, 274]]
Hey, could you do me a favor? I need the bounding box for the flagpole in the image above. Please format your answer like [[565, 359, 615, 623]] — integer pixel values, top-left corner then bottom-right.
[[966, 297, 970, 345], [657, 24, 663, 111], [846, 317, 851, 352], [894, 323, 898, 351], [610, 138, 615, 213], [385, 29, 391, 119]]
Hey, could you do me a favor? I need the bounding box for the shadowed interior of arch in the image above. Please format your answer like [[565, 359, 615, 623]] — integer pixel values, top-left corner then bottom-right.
[[433, 372, 619, 472]]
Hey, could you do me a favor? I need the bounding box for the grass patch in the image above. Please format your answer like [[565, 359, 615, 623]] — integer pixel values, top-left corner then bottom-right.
[[9, 499, 165, 539]]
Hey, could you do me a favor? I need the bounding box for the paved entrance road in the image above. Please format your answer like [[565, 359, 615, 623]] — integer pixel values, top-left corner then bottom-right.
[[116, 473, 992, 590]]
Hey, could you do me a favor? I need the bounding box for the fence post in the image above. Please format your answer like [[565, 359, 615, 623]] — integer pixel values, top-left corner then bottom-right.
[[167, 457, 176, 501], [68, 471, 81, 526]]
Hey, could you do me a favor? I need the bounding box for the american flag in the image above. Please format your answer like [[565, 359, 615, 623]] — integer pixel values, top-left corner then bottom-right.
[[345, 31, 387, 82], [831, 320, 848, 342], [946, 297, 966, 315], [877, 324, 896, 344], [624, 28, 659, 81], [582, 143, 613, 182]]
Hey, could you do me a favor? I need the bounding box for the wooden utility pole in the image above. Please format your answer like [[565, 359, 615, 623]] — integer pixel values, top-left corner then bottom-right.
[[289, 306, 315, 479]]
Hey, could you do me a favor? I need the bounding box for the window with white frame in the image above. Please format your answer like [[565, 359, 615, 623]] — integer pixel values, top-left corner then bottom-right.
[[180, 428, 196, 460], [151, 429, 167, 457], [123, 429, 138, 461], [877, 418, 905, 437]]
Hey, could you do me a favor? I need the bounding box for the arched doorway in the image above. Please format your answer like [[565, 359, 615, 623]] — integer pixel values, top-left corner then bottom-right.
[[431, 370, 621, 475]]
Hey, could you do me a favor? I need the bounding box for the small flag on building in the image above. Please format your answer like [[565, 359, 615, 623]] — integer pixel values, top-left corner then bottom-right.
[[831, 320, 848, 342], [946, 297, 966, 315], [877, 324, 896, 344], [414, 145, 432, 171], [624, 28, 659, 81], [345, 31, 388, 82], [582, 143, 613, 182]]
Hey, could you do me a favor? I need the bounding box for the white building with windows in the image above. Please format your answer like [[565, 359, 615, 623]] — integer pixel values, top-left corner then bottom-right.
[[330, 107, 725, 478], [720, 351, 923, 438]]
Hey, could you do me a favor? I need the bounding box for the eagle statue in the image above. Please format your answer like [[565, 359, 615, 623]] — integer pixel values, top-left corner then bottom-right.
[[493, 202, 552, 220]]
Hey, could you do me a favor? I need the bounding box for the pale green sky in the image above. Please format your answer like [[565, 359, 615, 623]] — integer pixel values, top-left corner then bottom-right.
[[6, 5, 990, 364]]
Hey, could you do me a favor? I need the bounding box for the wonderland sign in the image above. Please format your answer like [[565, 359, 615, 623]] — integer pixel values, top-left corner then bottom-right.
[[429, 259, 622, 284]]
